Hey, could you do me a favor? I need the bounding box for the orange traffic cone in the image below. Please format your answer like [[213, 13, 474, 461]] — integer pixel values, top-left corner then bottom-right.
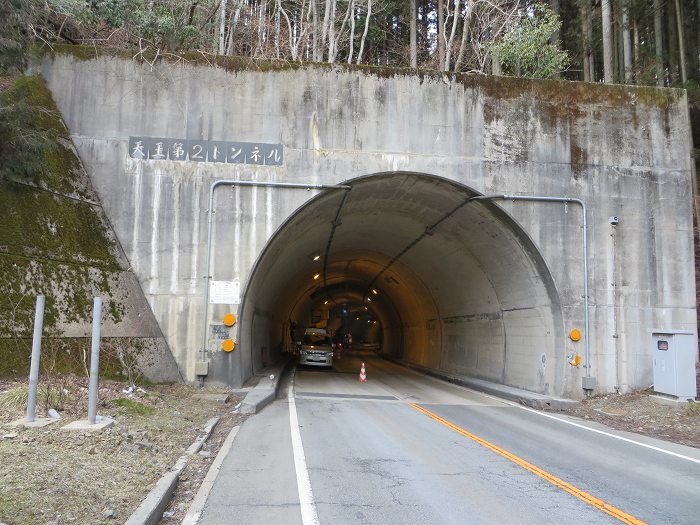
[[359, 362, 367, 382]]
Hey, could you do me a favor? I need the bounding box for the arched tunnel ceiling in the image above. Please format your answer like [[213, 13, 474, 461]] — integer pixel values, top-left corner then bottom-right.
[[241, 171, 564, 394], [245, 172, 557, 323]]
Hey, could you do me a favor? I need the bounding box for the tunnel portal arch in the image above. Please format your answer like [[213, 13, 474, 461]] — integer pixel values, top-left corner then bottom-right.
[[237, 172, 566, 397]]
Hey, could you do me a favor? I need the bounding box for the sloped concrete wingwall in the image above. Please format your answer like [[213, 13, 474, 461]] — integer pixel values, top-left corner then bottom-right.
[[38, 49, 696, 398], [0, 75, 180, 384]]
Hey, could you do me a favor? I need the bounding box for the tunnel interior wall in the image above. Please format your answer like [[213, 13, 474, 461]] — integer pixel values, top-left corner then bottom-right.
[[38, 49, 697, 399]]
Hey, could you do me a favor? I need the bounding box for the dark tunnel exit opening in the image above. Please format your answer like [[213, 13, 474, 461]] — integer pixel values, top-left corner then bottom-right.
[[236, 172, 565, 397]]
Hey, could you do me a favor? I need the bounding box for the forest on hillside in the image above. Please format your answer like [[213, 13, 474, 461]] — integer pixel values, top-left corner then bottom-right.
[[1, 1, 699, 87]]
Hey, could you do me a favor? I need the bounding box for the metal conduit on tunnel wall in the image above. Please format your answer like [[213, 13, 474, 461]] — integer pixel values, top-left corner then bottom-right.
[[476, 194, 593, 390], [200, 181, 593, 393], [199, 179, 351, 383]]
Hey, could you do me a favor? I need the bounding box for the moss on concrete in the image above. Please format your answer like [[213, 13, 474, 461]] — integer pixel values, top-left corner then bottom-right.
[[0, 338, 126, 380], [0, 181, 118, 268], [44, 44, 685, 112], [0, 75, 124, 351]]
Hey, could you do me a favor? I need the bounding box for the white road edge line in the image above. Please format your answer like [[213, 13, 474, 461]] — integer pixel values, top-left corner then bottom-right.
[[288, 383, 321, 525], [518, 404, 700, 465]]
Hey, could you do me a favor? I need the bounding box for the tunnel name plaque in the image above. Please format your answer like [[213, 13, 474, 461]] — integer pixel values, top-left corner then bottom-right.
[[129, 136, 283, 166]]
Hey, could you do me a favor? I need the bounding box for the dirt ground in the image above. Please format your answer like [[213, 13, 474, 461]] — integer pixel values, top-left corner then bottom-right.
[[1, 367, 699, 525], [553, 363, 700, 449], [0, 376, 248, 525]]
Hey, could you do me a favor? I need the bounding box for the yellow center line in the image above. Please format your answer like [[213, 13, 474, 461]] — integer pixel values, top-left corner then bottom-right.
[[410, 403, 648, 525]]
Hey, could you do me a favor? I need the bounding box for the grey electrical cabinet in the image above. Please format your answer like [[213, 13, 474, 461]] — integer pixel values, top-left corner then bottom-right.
[[651, 330, 697, 400]]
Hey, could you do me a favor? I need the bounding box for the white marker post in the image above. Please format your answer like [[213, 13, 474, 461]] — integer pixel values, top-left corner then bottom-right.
[[25, 295, 45, 423], [87, 297, 102, 425]]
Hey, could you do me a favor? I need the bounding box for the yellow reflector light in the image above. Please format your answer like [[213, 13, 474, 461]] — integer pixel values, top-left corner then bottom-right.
[[223, 313, 237, 327], [569, 328, 582, 342], [222, 339, 235, 352]]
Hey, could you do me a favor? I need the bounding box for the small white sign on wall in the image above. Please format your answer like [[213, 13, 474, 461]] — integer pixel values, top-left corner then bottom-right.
[[209, 280, 240, 304]]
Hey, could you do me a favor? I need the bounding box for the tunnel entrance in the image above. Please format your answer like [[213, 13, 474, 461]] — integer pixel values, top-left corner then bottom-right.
[[239, 172, 565, 396]]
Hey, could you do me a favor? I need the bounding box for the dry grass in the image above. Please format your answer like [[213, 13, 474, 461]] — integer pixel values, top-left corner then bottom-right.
[[0, 376, 246, 525]]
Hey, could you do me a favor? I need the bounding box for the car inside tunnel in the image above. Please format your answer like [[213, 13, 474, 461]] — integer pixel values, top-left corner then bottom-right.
[[237, 172, 566, 397]]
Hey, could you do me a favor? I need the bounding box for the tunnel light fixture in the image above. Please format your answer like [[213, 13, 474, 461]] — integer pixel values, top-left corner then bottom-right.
[[373, 320, 377, 324], [372, 288, 378, 295], [313, 273, 320, 280], [366, 297, 372, 302], [363, 306, 368, 311], [324, 300, 328, 305], [309, 251, 321, 261]]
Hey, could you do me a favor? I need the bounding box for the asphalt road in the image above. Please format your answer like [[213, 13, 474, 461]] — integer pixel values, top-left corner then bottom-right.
[[197, 351, 700, 524]]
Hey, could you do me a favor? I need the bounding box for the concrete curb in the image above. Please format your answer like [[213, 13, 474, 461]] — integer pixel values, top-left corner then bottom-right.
[[385, 357, 577, 410], [124, 416, 220, 525], [181, 425, 241, 525], [240, 356, 293, 414]]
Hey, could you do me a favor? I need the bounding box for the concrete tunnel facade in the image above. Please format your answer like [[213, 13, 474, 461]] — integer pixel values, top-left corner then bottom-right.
[[38, 49, 697, 400], [237, 172, 564, 396]]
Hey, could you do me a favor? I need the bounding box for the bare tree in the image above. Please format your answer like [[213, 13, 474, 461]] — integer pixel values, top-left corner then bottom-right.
[[356, 0, 372, 64], [451, 0, 518, 74], [444, 0, 461, 71]]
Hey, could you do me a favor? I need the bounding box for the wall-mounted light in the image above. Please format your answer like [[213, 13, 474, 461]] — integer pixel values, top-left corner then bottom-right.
[[309, 251, 321, 261], [366, 297, 372, 302], [372, 288, 378, 295], [313, 273, 320, 280], [324, 300, 328, 305]]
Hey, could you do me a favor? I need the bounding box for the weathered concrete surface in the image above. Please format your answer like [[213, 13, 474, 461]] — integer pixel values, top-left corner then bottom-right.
[[0, 75, 179, 383], [38, 51, 696, 398]]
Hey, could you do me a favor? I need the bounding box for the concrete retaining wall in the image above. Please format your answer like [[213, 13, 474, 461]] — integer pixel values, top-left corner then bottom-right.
[[37, 49, 696, 397]]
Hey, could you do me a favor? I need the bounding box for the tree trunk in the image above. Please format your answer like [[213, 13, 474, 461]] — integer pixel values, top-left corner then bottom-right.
[[549, 0, 561, 78], [601, 0, 614, 83], [622, 1, 632, 83], [549, 0, 561, 43], [454, 0, 472, 73], [444, 0, 461, 71], [348, 0, 356, 64], [666, 0, 678, 83], [329, 0, 351, 63], [410, 0, 417, 68], [218, 0, 227, 55], [581, 1, 591, 82], [674, 0, 687, 83], [438, 0, 445, 70], [356, 0, 372, 64], [321, 0, 332, 61], [311, 0, 320, 61], [226, 0, 243, 56], [633, 18, 639, 68], [653, 0, 664, 85]]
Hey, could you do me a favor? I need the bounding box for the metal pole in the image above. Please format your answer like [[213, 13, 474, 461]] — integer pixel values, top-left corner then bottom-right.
[[477, 194, 591, 377], [25, 295, 45, 423], [199, 180, 351, 373], [87, 297, 103, 424]]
